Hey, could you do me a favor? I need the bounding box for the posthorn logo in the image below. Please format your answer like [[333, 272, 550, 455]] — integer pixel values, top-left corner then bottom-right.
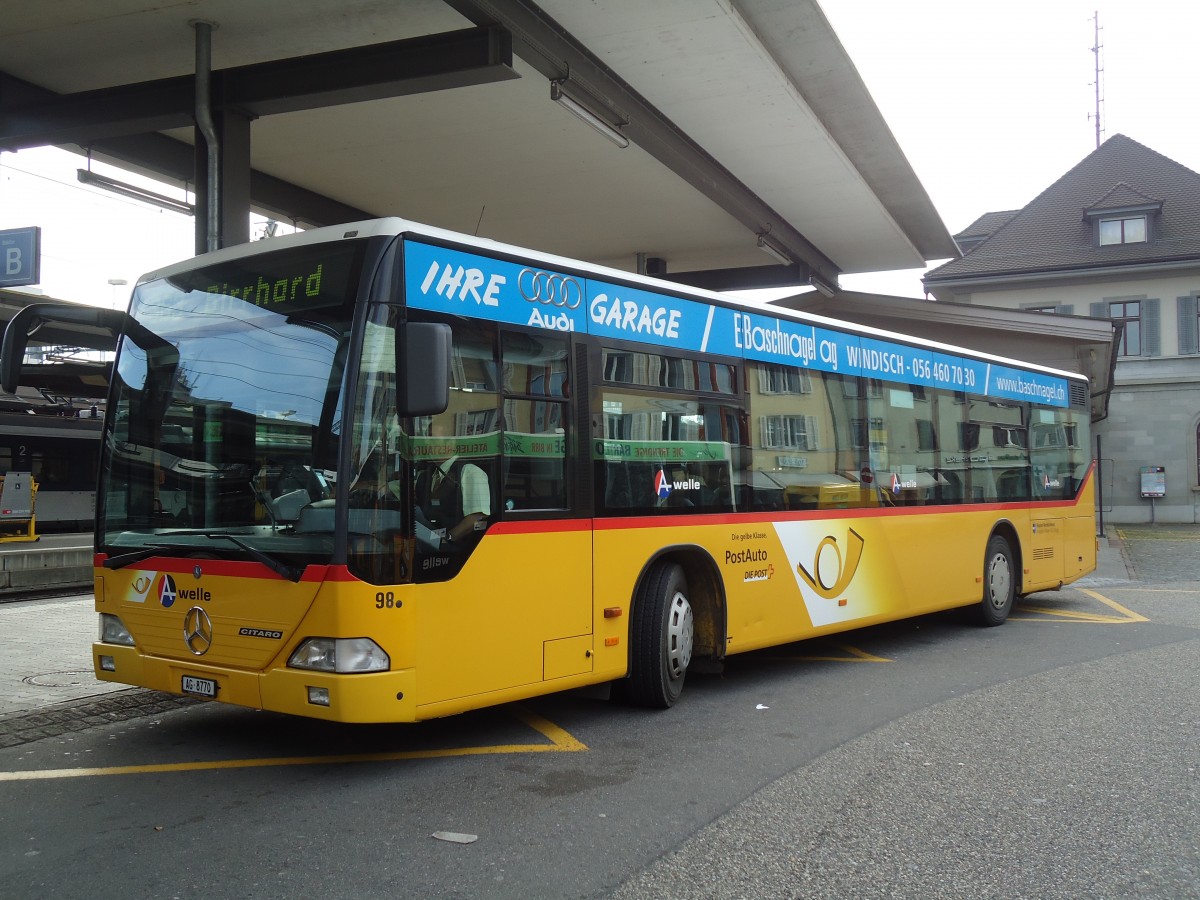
[[796, 528, 866, 601], [158, 573, 178, 608]]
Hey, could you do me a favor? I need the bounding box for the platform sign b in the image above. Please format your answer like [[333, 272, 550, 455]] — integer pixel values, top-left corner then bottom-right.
[[0, 226, 41, 288]]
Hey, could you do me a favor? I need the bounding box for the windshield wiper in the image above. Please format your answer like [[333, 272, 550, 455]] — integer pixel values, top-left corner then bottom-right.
[[103, 534, 304, 582], [103, 544, 175, 570], [203, 533, 304, 583]]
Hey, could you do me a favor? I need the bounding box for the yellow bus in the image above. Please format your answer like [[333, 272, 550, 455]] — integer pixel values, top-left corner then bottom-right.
[[2, 219, 1096, 721]]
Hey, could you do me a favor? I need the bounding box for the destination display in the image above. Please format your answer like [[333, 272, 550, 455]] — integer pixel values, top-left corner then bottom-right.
[[404, 241, 1072, 407], [176, 242, 366, 313]]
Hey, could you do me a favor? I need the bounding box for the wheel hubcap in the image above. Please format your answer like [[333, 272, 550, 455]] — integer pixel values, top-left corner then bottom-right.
[[987, 553, 1011, 610], [666, 591, 694, 680]]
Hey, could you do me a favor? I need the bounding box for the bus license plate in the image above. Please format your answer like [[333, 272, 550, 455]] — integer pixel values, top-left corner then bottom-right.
[[181, 675, 217, 698]]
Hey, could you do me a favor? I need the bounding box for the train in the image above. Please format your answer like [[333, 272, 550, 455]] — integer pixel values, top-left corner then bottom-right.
[[0, 402, 101, 533]]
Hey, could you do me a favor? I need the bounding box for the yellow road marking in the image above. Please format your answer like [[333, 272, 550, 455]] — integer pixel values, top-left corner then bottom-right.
[[1079, 589, 1151, 621], [1110, 587, 1200, 594], [518, 707, 588, 752], [770, 641, 892, 663], [1114, 528, 1200, 542], [0, 706, 585, 782], [1015, 588, 1148, 624]]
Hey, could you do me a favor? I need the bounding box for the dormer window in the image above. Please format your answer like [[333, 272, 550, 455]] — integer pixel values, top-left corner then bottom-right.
[[1099, 215, 1147, 245], [1083, 183, 1162, 249]]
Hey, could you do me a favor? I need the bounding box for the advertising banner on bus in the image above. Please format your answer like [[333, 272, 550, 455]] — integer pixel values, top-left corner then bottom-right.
[[403, 240, 1070, 407]]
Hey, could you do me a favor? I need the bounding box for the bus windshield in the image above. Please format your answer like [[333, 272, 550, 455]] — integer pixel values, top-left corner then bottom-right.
[[97, 241, 367, 568]]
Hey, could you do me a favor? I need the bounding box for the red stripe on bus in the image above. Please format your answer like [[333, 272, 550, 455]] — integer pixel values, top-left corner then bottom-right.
[[486, 519, 591, 536], [594, 495, 1094, 531], [93, 556, 331, 582], [93, 463, 1096, 573]]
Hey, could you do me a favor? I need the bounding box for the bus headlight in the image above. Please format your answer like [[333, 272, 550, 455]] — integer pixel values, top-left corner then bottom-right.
[[288, 638, 390, 673], [99, 614, 135, 646]]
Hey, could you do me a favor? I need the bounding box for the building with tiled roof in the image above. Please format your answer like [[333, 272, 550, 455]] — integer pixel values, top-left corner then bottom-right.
[[923, 134, 1200, 523], [953, 210, 1019, 254]]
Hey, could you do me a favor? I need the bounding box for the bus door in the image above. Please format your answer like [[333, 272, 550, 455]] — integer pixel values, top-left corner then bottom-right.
[[398, 321, 592, 704]]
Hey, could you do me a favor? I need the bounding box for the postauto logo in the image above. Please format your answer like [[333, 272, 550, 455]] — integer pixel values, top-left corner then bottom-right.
[[795, 528, 865, 601]]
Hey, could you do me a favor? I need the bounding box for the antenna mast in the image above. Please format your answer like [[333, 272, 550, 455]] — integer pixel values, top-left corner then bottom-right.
[[1089, 11, 1104, 148]]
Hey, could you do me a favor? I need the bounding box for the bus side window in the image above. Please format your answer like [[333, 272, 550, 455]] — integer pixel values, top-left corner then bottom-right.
[[500, 398, 567, 512]]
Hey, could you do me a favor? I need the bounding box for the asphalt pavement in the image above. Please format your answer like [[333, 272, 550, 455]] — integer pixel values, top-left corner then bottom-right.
[[613, 527, 1200, 899], [1, 528, 1197, 898]]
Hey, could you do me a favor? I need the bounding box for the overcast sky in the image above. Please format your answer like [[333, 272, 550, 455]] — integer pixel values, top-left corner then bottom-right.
[[823, 0, 1200, 296], [1, 1, 1197, 305], [0, 149, 197, 308]]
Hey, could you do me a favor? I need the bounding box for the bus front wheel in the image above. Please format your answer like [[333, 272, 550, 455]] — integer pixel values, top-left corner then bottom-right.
[[977, 535, 1017, 626], [626, 562, 694, 709]]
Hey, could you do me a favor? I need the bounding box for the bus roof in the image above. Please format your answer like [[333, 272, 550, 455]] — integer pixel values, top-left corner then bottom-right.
[[139, 216, 1086, 389]]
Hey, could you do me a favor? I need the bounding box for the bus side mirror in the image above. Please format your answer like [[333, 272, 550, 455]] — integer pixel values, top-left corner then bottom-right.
[[1, 303, 124, 394], [396, 322, 451, 416]]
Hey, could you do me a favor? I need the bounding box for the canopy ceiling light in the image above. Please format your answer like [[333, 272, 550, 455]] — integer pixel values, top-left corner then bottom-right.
[[808, 273, 838, 297], [756, 233, 792, 266], [550, 80, 628, 149], [77, 169, 196, 216]]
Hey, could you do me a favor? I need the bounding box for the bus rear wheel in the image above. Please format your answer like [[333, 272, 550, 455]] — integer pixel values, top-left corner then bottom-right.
[[625, 562, 694, 709], [977, 534, 1016, 626]]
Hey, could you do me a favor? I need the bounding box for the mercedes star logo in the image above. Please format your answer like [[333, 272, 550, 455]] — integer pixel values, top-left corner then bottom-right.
[[183, 606, 213, 656]]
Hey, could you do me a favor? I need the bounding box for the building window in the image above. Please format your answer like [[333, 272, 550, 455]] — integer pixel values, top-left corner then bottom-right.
[[1109, 300, 1142, 355], [992, 425, 1028, 449], [1099, 216, 1147, 246], [851, 417, 884, 450], [843, 378, 884, 399], [757, 364, 811, 395], [1188, 295, 1200, 355], [916, 419, 937, 451], [603, 349, 737, 394], [760, 414, 817, 450]]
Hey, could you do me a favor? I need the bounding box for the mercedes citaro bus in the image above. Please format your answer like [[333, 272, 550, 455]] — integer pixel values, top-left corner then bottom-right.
[[1, 218, 1096, 722]]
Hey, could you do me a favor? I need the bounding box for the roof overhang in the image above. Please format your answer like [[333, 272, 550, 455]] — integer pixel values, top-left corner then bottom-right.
[[0, 1, 956, 291], [923, 257, 1200, 301]]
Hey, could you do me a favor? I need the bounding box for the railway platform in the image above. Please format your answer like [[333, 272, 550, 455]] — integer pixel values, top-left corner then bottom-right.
[[0, 532, 92, 598]]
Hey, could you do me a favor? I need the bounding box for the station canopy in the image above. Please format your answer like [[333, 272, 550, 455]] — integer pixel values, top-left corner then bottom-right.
[[0, 0, 957, 294]]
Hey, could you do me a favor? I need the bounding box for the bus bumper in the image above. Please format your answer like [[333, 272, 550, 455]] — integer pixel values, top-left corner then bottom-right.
[[93, 643, 419, 723]]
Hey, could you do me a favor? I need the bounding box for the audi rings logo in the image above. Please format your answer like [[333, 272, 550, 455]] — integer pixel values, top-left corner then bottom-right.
[[518, 269, 583, 309], [183, 606, 214, 656]]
